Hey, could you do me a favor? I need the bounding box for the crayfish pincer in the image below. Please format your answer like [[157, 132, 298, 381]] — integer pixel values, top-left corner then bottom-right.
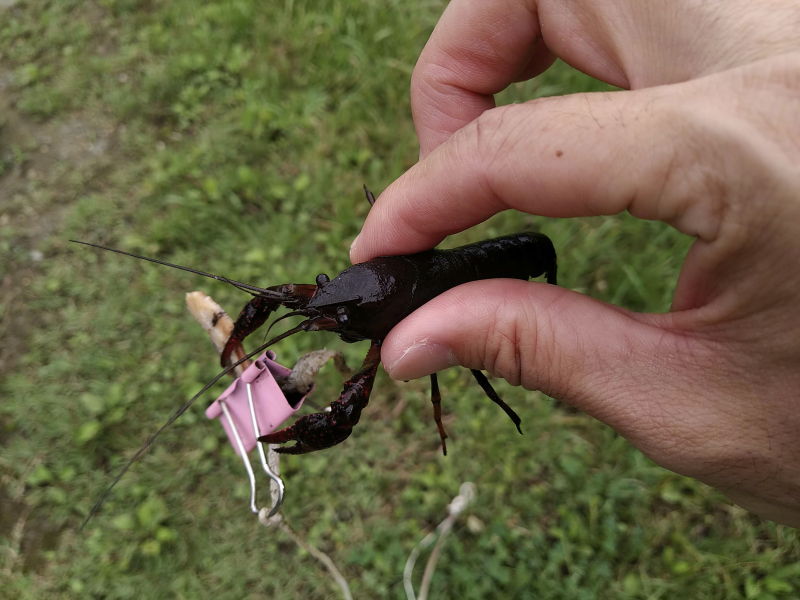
[[73, 228, 557, 457]]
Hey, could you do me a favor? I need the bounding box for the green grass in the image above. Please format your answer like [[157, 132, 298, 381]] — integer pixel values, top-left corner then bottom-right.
[[1, 1, 798, 598]]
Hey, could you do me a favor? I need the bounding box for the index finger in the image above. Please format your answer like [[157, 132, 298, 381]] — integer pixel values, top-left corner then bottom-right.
[[412, 0, 553, 156], [351, 83, 725, 263]]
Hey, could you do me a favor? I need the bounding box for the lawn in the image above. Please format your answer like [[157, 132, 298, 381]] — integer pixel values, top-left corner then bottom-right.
[[1, 1, 798, 598]]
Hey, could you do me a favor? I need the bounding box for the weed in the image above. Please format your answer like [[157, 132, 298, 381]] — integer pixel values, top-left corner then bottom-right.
[[1, 1, 797, 598]]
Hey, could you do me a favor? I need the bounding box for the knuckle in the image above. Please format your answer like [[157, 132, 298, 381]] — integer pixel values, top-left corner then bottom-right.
[[631, 96, 732, 240], [461, 104, 524, 163], [472, 292, 553, 390], [481, 305, 525, 386], [631, 65, 800, 243], [447, 104, 529, 203], [410, 61, 464, 123]]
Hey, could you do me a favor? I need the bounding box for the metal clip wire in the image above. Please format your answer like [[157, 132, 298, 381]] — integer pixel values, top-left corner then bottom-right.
[[219, 382, 284, 518]]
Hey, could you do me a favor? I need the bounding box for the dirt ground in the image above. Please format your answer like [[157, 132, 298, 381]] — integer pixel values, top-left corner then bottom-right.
[[0, 69, 120, 574], [0, 71, 119, 373]]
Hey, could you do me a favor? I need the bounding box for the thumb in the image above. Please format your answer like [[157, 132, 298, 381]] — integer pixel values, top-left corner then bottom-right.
[[381, 278, 700, 444]]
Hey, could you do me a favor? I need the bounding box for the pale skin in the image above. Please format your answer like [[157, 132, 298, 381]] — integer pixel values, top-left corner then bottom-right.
[[349, 0, 800, 526]]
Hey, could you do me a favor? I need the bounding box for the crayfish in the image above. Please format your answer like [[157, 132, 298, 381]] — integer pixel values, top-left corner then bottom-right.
[[74, 188, 557, 521], [221, 226, 557, 455]]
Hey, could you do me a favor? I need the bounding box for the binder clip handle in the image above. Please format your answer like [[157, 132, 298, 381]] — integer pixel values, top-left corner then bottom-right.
[[206, 351, 308, 518]]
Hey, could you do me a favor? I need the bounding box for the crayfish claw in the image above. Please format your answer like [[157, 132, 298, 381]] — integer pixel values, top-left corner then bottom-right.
[[272, 438, 346, 455], [272, 443, 306, 455], [260, 340, 381, 454], [259, 412, 353, 454]]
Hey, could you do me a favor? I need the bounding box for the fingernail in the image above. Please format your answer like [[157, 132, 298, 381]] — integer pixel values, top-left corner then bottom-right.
[[385, 339, 458, 380]]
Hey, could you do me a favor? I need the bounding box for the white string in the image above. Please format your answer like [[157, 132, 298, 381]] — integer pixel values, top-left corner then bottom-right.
[[258, 503, 353, 600], [404, 482, 477, 600]]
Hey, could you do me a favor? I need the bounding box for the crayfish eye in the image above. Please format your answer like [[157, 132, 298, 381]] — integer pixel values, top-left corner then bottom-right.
[[316, 273, 330, 286], [336, 306, 350, 325]]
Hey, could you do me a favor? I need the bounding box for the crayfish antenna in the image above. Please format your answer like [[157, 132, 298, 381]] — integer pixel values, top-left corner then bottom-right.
[[259, 316, 337, 350], [70, 240, 285, 299], [263, 310, 310, 340]]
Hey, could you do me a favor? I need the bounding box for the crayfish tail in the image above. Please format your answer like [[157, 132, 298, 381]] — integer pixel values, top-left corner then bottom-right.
[[546, 264, 557, 286]]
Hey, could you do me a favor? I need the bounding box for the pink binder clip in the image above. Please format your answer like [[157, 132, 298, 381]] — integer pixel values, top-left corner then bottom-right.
[[206, 351, 306, 518]]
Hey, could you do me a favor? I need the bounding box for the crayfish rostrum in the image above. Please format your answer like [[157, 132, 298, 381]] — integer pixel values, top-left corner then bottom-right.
[[74, 190, 557, 459]]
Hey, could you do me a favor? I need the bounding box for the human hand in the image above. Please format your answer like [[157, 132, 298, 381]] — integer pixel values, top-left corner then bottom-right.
[[350, 0, 800, 526]]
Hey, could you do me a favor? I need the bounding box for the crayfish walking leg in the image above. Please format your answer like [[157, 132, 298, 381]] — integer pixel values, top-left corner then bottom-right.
[[429, 373, 449, 455], [259, 341, 382, 454]]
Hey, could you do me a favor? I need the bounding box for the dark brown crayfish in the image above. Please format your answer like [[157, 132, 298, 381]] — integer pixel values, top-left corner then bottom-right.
[[76, 228, 557, 454], [73, 189, 557, 521]]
